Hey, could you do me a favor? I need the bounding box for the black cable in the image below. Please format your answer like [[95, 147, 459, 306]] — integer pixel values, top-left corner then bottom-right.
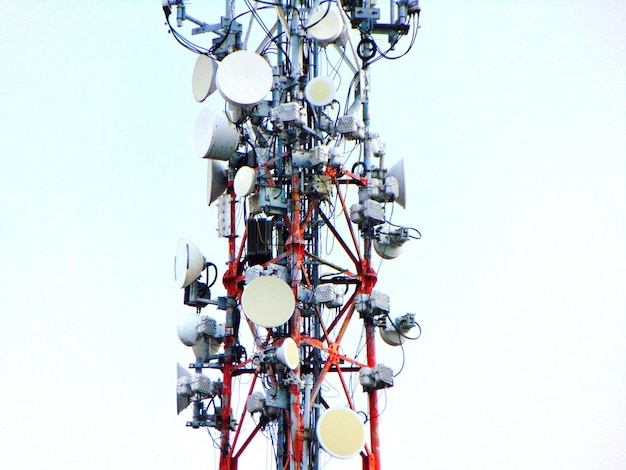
[[303, 0, 333, 31], [205, 262, 219, 289], [365, 13, 421, 65]]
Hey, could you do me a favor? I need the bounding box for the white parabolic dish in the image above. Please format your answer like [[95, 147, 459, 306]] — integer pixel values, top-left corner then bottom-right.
[[174, 238, 205, 289], [307, 7, 344, 44], [305, 76, 336, 107], [234, 166, 257, 197], [275, 337, 300, 370], [241, 276, 295, 328], [316, 408, 365, 459], [194, 109, 240, 160], [192, 54, 218, 103], [216, 50, 273, 107]]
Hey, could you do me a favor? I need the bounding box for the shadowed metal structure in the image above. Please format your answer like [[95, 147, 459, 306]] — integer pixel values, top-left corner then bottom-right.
[[165, 2, 423, 469]]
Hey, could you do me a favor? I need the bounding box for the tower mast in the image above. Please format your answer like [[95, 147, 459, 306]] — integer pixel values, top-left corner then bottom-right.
[[168, 2, 423, 469]]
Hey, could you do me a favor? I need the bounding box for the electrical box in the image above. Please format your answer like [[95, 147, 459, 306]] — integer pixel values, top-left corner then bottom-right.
[[359, 364, 394, 392], [217, 194, 232, 238], [271, 102, 303, 123], [249, 185, 288, 215], [304, 174, 332, 199], [191, 374, 214, 396]]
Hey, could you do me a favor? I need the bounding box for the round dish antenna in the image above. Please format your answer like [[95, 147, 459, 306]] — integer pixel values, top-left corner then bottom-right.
[[316, 408, 365, 459], [174, 238, 206, 288], [307, 7, 345, 45], [241, 275, 295, 328], [305, 76, 336, 107], [192, 54, 218, 102], [216, 51, 273, 107], [194, 109, 240, 160], [234, 166, 257, 197], [275, 337, 299, 370]]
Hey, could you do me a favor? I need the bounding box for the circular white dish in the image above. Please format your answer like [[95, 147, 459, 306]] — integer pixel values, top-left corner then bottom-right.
[[305, 76, 336, 107], [316, 408, 365, 459], [233, 166, 257, 197], [216, 50, 273, 107], [241, 275, 295, 328]]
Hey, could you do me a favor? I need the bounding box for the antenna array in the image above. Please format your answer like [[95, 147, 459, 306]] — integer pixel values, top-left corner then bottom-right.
[[165, 2, 423, 469]]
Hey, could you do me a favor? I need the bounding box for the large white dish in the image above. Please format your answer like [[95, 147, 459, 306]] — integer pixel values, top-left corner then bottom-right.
[[316, 408, 365, 459], [241, 275, 295, 328], [194, 109, 240, 160], [216, 50, 273, 107]]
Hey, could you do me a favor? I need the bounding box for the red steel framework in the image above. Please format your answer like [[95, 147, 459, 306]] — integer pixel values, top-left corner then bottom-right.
[[218, 170, 383, 470]]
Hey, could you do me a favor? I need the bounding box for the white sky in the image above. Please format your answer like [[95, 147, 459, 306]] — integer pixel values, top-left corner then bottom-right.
[[1, 1, 625, 469]]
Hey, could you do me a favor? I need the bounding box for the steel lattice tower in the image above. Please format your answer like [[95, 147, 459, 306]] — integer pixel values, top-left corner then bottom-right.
[[167, 2, 422, 469]]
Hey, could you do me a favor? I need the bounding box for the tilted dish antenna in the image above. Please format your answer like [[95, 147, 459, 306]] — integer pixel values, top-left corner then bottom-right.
[[275, 337, 300, 370], [306, 6, 347, 46], [388, 158, 407, 208], [174, 238, 206, 289], [207, 160, 228, 205], [194, 109, 240, 160], [192, 54, 219, 103]]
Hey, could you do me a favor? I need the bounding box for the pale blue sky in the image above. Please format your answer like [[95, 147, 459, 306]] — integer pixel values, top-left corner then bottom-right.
[[1, 1, 625, 469]]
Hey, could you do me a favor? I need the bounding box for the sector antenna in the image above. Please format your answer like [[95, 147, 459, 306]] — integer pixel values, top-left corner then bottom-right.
[[163, 2, 425, 469]]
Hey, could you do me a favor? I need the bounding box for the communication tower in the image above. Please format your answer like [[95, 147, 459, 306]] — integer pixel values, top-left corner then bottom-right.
[[164, 2, 423, 469]]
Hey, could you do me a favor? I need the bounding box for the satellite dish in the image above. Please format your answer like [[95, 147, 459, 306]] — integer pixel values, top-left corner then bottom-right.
[[175, 238, 206, 288], [207, 160, 228, 205], [305, 76, 336, 107], [241, 275, 295, 328], [192, 54, 218, 102], [316, 408, 365, 459], [275, 337, 299, 370], [176, 363, 192, 415], [388, 159, 406, 208], [216, 50, 273, 107], [194, 109, 240, 160], [306, 7, 345, 45], [233, 166, 257, 197]]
